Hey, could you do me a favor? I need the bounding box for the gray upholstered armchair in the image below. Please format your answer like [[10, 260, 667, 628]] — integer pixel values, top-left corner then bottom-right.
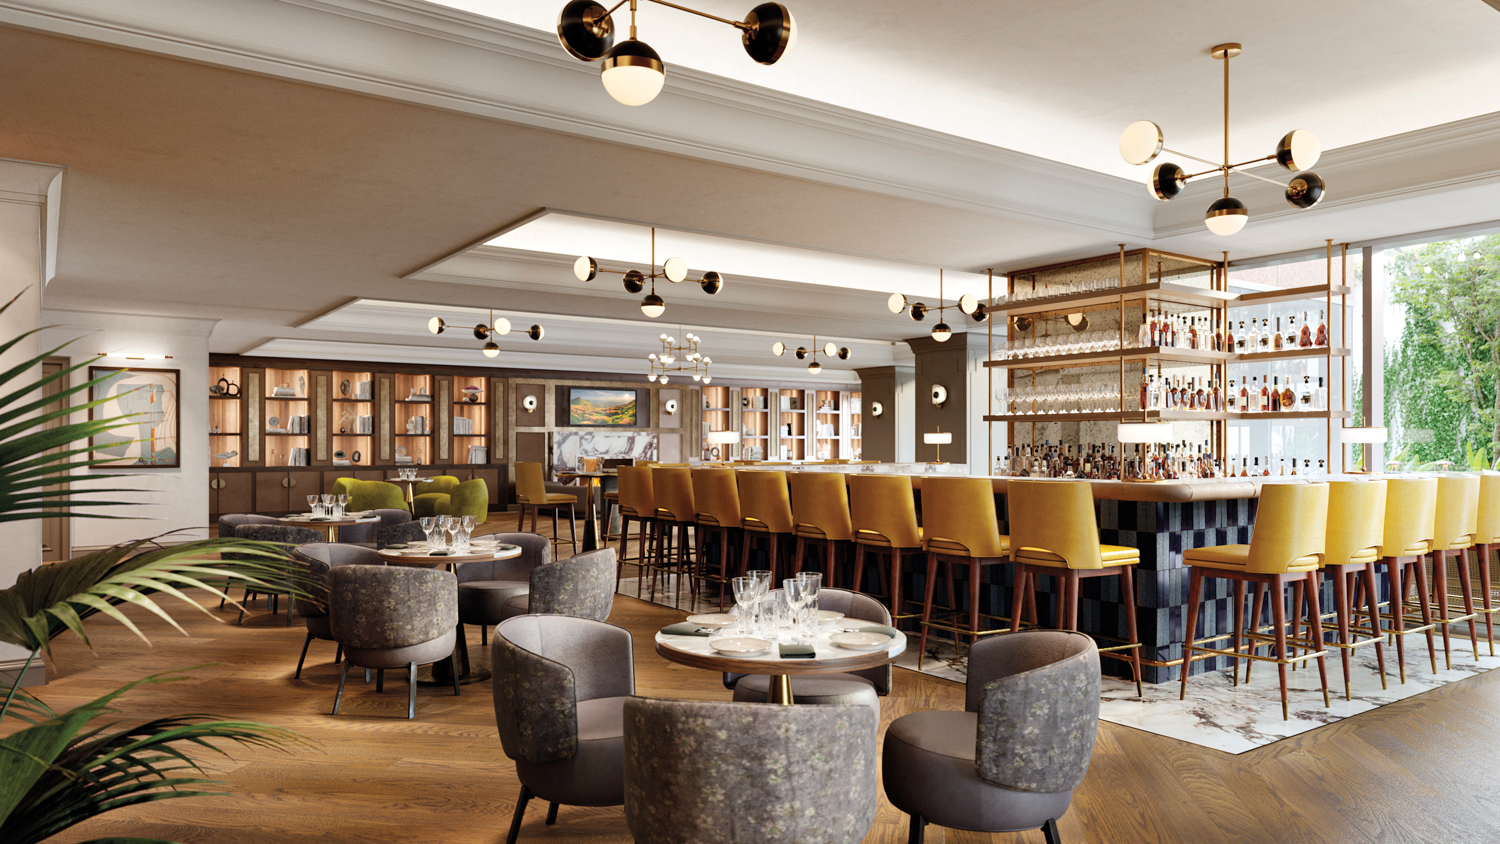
[[339, 507, 413, 545], [492, 615, 634, 844], [881, 629, 1100, 844], [458, 532, 551, 645], [377, 520, 426, 549], [623, 698, 878, 844], [217, 513, 279, 537], [727, 588, 891, 711], [230, 524, 323, 625], [290, 544, 382, 678], [500, 547, 617, 622], [329, 564, 460, 719]]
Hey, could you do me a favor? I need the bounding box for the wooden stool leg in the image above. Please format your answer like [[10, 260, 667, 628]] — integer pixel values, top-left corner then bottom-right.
[[1289, 579, 1305, 670], [1231, 580, 1245, 687], [1304, 570, 1331, 708], [1064, 569, 1080, 631], [568, 503, 577, 548], [793, 536, 806, 576], [1384, 558, 1407, 683], [1246, 582, 1266, 684], [1456, 547, 1480, 658], [1179, 568, 1204, 700], [740, 532, 753, 581], [1010, 564, 1027, 633], [1481, 544, 1496, 657], [1432, 551, 1453, 670], [1121, 564, 1142, 700], [968, 559, 984, 648], [1331, 567, 1353, 700], [917, 552, 941, 670], [1409, 555, 1439, 673], [826, 540, 838, 590], [1270, 574, 1292, 720], [890, 550, 906, 630], [1024, 570, 1038, 628], [1361, 563, 1388, 689]]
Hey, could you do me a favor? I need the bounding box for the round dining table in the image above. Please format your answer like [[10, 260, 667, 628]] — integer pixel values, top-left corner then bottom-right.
[[386, 475, 434, 506], [555, 469, 613, 552], [654, 621, 905, 705], [376, 542, 522, 685], [275, 512, 381, 542]]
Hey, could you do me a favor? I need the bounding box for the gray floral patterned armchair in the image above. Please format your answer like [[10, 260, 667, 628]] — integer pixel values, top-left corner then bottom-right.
[[329, 564, 460, 719], [499, 547, 617, 622]]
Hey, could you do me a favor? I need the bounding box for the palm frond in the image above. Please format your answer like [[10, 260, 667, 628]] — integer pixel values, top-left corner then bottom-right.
[[0, 671, 305, 844]]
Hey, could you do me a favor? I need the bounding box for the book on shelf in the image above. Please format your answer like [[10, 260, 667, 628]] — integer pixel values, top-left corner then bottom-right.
[[287, 447, 309, 466], [453, 416, 476, 436], [355, 415, 373, 434], [850, 398, 861, 414], [354, 380, 372, 400], [467, 445, 488, 464], [332, 459, 351, 467], [395, 455, 415, 465]]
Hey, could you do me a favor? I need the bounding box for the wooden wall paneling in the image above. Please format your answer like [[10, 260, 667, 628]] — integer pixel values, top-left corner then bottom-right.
[[314, 371, 330, 464], [514, 432, 547, 477], [490, 377, 506, 461], [254, 470, 286, 513], [246, 369, 263, 465], [516, 383, 545, 427], [218, 472, 253, 516], [436, 376, 452, 463], [378, 374, 393, 463], [287, 470, 320, 506], [659, 433, 682, 463]]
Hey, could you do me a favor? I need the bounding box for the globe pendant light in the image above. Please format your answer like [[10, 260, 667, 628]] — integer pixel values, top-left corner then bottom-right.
[[931, 322, 953, 342], [420, 308, 543, 356], [640, 293, 666, 318], [558, 0, 794, 107], [482, 341, 500, 358], [573, 227, 722, 320], [768, 335, 847, 373], [1117, 43, 1325, 236]]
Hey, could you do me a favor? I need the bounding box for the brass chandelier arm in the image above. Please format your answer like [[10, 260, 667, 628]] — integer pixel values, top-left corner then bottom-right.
[[644, 0, 753, 30], [1161, 147, 1220, 168]]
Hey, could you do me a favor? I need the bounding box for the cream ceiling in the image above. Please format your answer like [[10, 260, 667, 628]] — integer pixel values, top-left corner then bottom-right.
[[5, 0, 1500, 375]]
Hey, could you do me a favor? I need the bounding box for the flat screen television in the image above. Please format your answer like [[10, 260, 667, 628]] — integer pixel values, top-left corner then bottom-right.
[[567, 387, 639, 427]]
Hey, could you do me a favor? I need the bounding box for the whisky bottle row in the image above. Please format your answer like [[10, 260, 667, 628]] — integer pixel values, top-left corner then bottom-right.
[[1230, 311, 1329, 353], [1136, 309, 1330, 353], [1139, 371, 1328, 414]]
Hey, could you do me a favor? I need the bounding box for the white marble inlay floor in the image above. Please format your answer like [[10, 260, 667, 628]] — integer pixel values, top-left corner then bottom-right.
[[615, 570, 1500, 755], [893, 628, 1500, 754]]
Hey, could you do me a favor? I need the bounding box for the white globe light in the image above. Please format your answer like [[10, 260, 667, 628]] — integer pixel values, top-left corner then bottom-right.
[[807, 361, 822, 374], [1119, 120, 1164, 165], [823, 342, 837, 357], [702, 357, 711, 365], [1204, 197, 1249, 236], [427, 317, 445, 335], [772, 342, 786, 356], [693, 374, 702, 381], [641, 294, 666, 318], [664, 257, 688, 282], [492, 317, 511, 336], [1276, 129, 1321, 171], [482, 341, 500, 358], [659, 375, 668, 384], [601, 51, 665, 106], [887, 292, 907, 314], [931, 323, 953, 342], [703, 375, 712, 384], [573, 256, 597, 282], [649, 353, 657, 360], [649, 374, 658, 382]]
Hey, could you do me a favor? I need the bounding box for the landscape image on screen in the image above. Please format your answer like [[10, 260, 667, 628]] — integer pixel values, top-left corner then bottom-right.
[[569, 388, 638, 426]]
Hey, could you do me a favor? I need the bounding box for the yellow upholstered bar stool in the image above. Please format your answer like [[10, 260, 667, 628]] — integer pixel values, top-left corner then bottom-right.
[[1313, 480, 1390, 700], [650, 466, 698, 608], [737, 470, 795, 581], [691, 467, 742, 609], [600, 458, 634, 542], [917, 477, 1011, 667], [514, 462, 576, 549], [1181, 483, 1331, 720], [615, 466, 657, 594], [788, 471, 854, 588], [1472, 474, 1500, 656], [1429, 474, 1482, 667], [1377, 477, 1440, 682], [1007, 480, 1143, 699], [849, 474, 924, 630]]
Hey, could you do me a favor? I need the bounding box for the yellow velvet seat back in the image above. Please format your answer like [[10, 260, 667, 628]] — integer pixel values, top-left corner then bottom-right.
[[1243, 483, 1329, 574], [1477, 474, 1500, 545], [652, 467, 695, 523], [738, 470, 793, 534], [1380, 477, 1438, 558], [1008, 480, 1131, 570], [1324, 480, 1388, 567], [921, 477, 1008, 559], [616, 465, 655, 518], [692, 467, 742, 527], [788, 471, 853, 541], [514, 463, 547, 504], [1432, 474, 1480, 552], [849, 475, 920, 549]]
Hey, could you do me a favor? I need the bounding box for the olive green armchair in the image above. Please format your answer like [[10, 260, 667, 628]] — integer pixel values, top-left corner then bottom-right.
[[413, 476, 462, 517], [334, 479, 408, 513], [433, 478, 489, 523]]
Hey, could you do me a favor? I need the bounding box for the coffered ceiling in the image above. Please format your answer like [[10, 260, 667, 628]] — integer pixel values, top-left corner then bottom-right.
[[5, 0, 1500, 375]]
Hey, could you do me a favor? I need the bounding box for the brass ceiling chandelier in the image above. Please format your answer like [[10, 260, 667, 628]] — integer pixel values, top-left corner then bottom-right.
[[427, 310, 544, 358], [772, 337, 848, 374], [558, 0, 795, 107], [574, 227, 723, 319], [1119, 43, 1325, 236], [647, 331, 712, 384], [887, 269, 985, 342]]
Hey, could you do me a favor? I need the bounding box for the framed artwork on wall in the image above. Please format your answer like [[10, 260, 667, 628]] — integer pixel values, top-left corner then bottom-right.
[[89, 366, 181, 468]]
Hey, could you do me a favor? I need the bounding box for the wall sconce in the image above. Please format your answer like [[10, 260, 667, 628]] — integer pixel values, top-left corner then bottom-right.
[[924, 427, 953, 464]]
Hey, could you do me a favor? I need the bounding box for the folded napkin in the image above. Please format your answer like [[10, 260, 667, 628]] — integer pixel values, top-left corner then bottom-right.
[[308, 517, 331, 522], [855, 625, 899, 640], [660, 622, 712, 637], [779, 643, 816, 659], [383, 544, 410, 550], [427, 550, 451, 557]]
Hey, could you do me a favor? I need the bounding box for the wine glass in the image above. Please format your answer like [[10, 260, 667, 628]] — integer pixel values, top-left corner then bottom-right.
[[336, 493, 348, 517], [306, 494, 319, 517], [794, 572, 822, 639], [419, 516, 436, 547], [783, 578, 809, 643], [732, 577, 758, 636]]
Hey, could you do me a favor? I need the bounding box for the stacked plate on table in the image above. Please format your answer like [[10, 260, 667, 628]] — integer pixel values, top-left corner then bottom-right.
[[829, 631, 894, 651], [709, 638, 770, 656]]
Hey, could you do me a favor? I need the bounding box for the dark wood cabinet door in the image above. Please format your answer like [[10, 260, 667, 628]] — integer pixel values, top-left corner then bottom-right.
[[254, 471, 288, 514], [219, 473, 253, 515], [286, 470, 321, 507], [354, 470, 384, 482], [208, 473, 220, 516]]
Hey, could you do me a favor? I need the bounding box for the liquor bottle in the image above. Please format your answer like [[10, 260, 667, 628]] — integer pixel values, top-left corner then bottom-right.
[[1273, 317, 1284, 351], [1299, 311, 1313, 348], [1211, 379, 1222, 412], [1291, 458, 1298, 476], [1315, 309, 1327, 347], [1280, 377, 1295, 412], [1195, 379, 1206, 411], [1269, 377, 1280, 411], [1239, 378, 1250, 411], [1236, 320, 1246, 352], [1315, 376, 1327, 410], [1240, 457, 1249, 477], [1279, 458, 1286, 476], [1140, 368, 1149, 411], [1227, 378, 1237, 411], [1259, 377, 1270, 412], [1138, 307, 1150, 348], [1254, 456, 1265, 476], [1188, 317, 1198, 350], [1259, 318, 1271, 350], [1300, 374, 1313, 409]]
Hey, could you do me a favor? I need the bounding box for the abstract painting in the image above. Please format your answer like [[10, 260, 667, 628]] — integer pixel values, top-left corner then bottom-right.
[[89, 366, 181, 468]]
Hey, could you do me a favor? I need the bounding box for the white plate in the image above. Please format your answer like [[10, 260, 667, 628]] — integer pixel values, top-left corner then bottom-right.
[[829, 631, 894, 651], [709, 637, 770, 656], [818, 610, 845, 623], [687, 613, 737, 629], [835, 618, 874, 632]]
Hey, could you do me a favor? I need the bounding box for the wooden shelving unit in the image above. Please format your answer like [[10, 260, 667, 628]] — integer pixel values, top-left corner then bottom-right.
[[740, 386, 770, 461]]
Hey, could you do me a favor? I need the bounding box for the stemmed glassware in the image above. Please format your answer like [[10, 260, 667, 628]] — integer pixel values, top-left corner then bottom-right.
[[336, 494, 349, 517], [794, 572, 822, 642], [746, 569, 773, 637], [419, 516, 437, 547], [732, 577, 758, 636], [443, 516, 460, 550], [307, 494, 320, 517], [460, 515, 476, 549], [783, 578, 809, 644]]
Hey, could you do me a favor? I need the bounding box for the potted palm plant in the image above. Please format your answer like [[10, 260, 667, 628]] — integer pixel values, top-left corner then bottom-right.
[[0, 290, 311, 844]]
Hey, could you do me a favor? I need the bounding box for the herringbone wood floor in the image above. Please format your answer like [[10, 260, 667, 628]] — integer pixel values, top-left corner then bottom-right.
[[17, 512, 1500, 843]]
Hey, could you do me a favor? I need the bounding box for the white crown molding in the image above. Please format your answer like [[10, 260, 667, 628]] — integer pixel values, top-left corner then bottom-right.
[[0, 0, 1155, 241]]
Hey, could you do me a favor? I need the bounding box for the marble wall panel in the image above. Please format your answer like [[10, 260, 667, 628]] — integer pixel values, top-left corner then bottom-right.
[[551, 431, 658, 475]]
